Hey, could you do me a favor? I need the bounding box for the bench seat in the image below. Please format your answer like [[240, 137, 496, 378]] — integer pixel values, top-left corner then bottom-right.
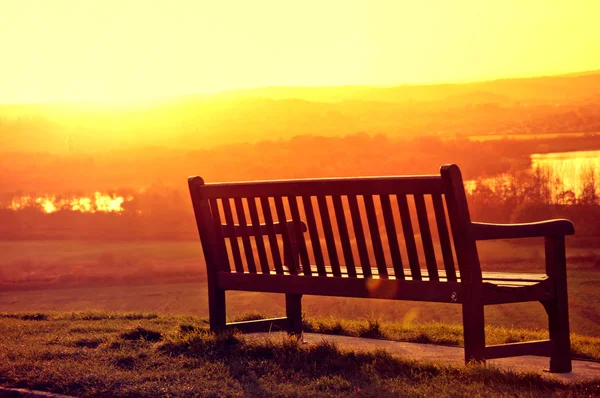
[[218, 267, 551, 305], [241, 265, 548, 285]]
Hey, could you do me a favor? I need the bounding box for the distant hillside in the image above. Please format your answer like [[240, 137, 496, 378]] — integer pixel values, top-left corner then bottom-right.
[[0, 70, 599, 152], [208, 70, 600, 104]]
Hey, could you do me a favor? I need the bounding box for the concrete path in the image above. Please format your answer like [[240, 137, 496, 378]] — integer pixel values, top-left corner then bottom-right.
[[248, 332, 600, 384], [0, 387, 74, 398]]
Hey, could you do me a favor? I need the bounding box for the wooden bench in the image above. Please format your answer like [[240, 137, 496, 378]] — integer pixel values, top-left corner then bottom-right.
[[188, 164, 575, 373]]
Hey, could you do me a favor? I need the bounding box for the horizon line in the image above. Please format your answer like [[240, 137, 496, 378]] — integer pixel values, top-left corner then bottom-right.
[[1, 68, 598, 107]]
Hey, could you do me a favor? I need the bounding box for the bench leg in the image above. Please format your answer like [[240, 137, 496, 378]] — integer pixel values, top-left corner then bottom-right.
[[285, 293, 303, 336], [462, 301, 485, 365], [542, 298, 571, 373], [543, 236, 572, 373], [208, 287, 227, 333]]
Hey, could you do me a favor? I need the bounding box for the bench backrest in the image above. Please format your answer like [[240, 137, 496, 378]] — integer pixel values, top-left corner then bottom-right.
[[189, 164, 482, 286]]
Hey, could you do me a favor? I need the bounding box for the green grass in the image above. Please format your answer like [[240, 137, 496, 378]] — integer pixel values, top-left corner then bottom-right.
[[1, 311, 599, 397]]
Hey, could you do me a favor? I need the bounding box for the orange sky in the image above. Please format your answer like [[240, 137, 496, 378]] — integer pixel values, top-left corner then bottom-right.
[[1, 0, 599, 104]]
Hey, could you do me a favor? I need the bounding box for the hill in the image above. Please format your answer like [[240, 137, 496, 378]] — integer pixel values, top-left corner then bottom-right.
[[208, 70, 600, 104], [1, 70, 599, 153]]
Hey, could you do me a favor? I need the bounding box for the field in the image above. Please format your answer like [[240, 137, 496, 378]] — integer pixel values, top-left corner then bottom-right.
[[1, 238, 599, 337], [1, 312, 599, 397]]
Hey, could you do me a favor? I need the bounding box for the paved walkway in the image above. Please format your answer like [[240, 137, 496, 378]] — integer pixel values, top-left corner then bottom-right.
[[0, 387, 74, 398], [248, 332, 600, 384]]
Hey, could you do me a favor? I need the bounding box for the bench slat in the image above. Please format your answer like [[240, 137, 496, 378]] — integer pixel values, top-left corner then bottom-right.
[[246, 197, 271, 274], [380, 194, 405, 279], [302, 196, 327, 276], [234, 198, 257, 273], [217, 271, 464, 303], [364, 194, 389, 278], [292, 265, 547, 284], [397, 195, 422, 281], [347, 195, 373, 278], [209, 199, 231, 272], [431, 194, 457, 282], [317, 196, 342, 277], [220, 220, 306, 238], [221, 198, 245, 273], [274, 197, 298, 275], [200, 176, 444, 199], [288, 196, 313, 276], [414, 194, 439, 281], [332, 195, 357, 278], [260, 197, 284, 274], [484, 340, 551, 359]]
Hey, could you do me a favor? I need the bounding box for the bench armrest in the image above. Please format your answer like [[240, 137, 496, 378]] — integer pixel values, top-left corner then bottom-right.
[[471, 219, 574, 241], [222, 220, 307, 238]]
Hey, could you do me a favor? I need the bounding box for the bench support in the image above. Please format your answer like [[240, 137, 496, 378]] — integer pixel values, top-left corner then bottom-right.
[[286, 294, 303, 335], [223, 317, 290, 333], [543, 236, 572, 373], [209, 290, 303, 336], [463, 300, 485, 364], [485, 340, 551, 359], [208, 287, 227, 332]]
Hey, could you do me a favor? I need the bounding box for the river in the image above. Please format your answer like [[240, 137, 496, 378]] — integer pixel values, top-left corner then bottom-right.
[[466, 149, 600, 198], [531, 150, 600, 196]]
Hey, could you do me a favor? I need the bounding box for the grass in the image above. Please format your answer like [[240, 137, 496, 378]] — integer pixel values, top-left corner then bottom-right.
[[0, 311, 599, 397], [3, 276, 600, 337], [0, 240, 206, 290]]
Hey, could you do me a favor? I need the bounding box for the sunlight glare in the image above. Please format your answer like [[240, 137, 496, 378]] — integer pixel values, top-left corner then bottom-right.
[[0, 0, 599, 104]]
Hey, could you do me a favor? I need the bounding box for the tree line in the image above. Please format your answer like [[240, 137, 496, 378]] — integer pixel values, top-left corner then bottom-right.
[[1, 160, 599, 241]]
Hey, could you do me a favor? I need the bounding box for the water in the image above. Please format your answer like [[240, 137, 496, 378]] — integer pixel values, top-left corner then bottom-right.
[[531, 150, 600, 197], [468, 132, 595, 142], [465, 150, 600, 199]]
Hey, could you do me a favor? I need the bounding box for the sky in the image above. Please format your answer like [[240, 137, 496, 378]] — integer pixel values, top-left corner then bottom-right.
[[1, 0, 599, 104]]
